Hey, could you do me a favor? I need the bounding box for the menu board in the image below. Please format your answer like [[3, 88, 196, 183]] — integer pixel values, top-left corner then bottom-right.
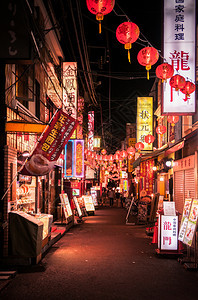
[[163, 201, 176, 216], [73, 196, 82, 217], [90, 187, 98, 206], [59, 193, 73, 220], [178, 199, 192, 242], [183, 199, 198, 246], [82, 195, 95, 212]]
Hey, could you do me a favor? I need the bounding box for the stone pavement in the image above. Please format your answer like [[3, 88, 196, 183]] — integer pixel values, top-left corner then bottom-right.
[[0, 207, 198, 300]]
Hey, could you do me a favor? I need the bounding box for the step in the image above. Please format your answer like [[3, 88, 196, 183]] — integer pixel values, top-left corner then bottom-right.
[[0, 271, 17, 278], [0, 275, 11, 280]]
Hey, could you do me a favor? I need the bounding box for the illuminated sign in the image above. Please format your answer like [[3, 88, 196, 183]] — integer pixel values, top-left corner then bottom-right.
[[65, 140, 84, 178], [82, 195, 95, 212], [160, 215, 178, 251], [74, 140, 84, 178], [59, 193, 73, 219], [73, 196, 82, 217], [137, 97, 153, 151], [163, 0, 195, 114], [77, 97, 84, 139], [65, 140, 74, 177], [88, 111, 94, 150]]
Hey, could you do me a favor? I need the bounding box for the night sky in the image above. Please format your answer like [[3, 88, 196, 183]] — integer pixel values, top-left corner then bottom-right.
[[50, 0, 163, 152]]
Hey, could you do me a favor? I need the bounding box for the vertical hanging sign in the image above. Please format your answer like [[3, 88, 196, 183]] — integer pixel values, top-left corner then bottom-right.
[[88, 111, 94, 151], [63, 62, 78, 138], [163, 0, 196, 114], [137, 97, 153, 151]]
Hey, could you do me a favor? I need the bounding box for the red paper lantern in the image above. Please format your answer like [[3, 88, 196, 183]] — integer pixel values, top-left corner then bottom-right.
[[137, 47, 159, 80], [109, 154, 114, 161], [135, 142, 144, 151], [86, 0, 115, 34], [144, 134, 155, 144], [169, 75, 186, 91], [180, 81, 196, 102], [127, 146, 136, 156], [120, 150, 127, 159], [101, 148, 107, 155], [169, 74, 186, 102], [156, 125, 167, 135], [167, 116, 179, 126], [116, 22, 140, 63], [114, 153, 120, 160], [156, 63, 174, 82]]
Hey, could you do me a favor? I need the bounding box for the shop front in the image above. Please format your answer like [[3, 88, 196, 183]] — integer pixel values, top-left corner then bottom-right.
[[173, 153, 197, 217]]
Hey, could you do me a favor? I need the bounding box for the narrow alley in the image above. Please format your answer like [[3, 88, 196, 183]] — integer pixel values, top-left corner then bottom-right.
[[0, 207, 198, 300]]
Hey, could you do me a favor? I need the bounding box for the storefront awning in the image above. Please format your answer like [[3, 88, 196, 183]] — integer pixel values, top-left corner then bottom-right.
[[164, 141, 184, 156]]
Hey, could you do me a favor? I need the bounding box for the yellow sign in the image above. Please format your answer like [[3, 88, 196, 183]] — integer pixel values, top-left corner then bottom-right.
[[137, 97, 153, 151]]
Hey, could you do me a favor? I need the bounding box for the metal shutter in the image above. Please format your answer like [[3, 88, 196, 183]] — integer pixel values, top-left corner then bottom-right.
[[174, 170, 184, 216], [184, 169, 195, 199]]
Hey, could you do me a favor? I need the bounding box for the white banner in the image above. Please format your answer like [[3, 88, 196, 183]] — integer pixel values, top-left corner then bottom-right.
[[163, 0, 195, 114]]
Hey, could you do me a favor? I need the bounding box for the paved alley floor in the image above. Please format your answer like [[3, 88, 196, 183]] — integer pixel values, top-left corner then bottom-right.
[[0, 207, 198, 300]]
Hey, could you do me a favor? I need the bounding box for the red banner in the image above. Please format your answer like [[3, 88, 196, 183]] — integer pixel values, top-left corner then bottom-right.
[[20, 110, 78, 176]]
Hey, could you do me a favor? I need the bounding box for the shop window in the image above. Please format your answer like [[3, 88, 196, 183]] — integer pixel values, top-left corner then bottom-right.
[[15, 64, 33, 109], [46, 96, 56, 123]]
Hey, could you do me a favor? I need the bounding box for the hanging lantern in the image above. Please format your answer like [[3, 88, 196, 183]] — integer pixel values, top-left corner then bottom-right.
[[116, 22, 140, 63], [109, 154, 114, 161], [101, 149, 107, 155], [135, 142, 144, 151], [114, 153, 120, 160], [180, 81, 196, 102], [115, 150, 121, 156], [127, 146, 136, 156], [170, 75, 186, 91], [120, 150, 127, 159], [103, 155, 108, 161], [86, 0, 115, 34], [167, 116, 179, 126], [169, 74, 186, 102], [156, 125, 167, 136], [137, 47, 159, 80], [144, 134, 155, 144], [156, 63, 174, 82]]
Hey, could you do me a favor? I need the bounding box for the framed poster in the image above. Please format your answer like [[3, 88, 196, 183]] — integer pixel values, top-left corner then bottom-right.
[[178, 198, 192, 242], [183, 199, 198, 246]]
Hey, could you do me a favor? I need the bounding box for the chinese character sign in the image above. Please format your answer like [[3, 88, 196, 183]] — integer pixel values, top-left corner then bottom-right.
[[88, 111, 94, 151], [65, 139, 84, 178], [20, 110, 78, 176], [137, 97, 153, 151], [74, 140, 84, 178], [140, 160, 154, 195], [163, 0, 195, 114], [161, 215, 178, 251], [63, 62, 77, 119]]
